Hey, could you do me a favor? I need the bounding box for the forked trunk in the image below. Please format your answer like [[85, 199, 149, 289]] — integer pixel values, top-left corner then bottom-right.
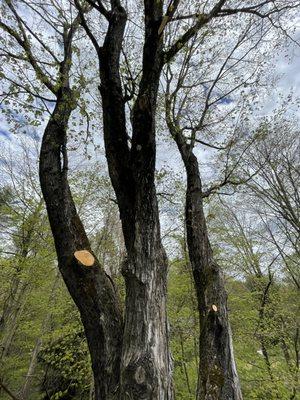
[[98, 3, 173, 397]]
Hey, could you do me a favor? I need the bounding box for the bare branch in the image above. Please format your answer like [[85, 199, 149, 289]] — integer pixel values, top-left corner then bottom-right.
[[74, 0, 102, 55], [0, 3, 57, 94]]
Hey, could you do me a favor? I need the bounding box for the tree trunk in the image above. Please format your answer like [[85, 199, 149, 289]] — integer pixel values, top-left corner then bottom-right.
[[39, 89, 123, 400], [0, 205, 41, 336], [179, 331, 192, 395], [20, 337, 42, 400], [176, 136, 242, 400], [97, 3, 173, 398], [0, 272, 21, 334], [119, 200, 172, 399]]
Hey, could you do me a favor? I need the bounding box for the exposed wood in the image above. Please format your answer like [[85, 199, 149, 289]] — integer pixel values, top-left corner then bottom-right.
[[74, 250, 95, 267], [39, 89, 123, 400], [169, 130, 243, 400]]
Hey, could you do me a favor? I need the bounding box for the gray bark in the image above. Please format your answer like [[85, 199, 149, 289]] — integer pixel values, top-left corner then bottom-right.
[[174, 133, 242, 400], [95, 2, 174, 397]]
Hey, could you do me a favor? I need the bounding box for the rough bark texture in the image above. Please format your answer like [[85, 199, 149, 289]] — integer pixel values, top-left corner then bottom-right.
[[39, 88, 123, 399], [97, 2, 173, 398], [175, 135, 242, 400]]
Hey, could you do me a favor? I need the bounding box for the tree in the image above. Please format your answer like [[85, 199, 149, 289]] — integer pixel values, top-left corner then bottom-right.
[[208, 198, 299, 399], [0, 143, 58, 399], [162, 2, 299, 398], [0, 2, 123, 398], [75, 1, 300, 397], [245, 119, 300, 289], [1, 1, 300, 399]]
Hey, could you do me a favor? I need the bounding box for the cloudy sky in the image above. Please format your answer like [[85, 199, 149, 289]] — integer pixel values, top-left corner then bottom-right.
[[1, 8, 300, 171]]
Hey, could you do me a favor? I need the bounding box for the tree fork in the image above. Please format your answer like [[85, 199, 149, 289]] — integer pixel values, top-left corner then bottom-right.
[[96, 1, 174, 397]]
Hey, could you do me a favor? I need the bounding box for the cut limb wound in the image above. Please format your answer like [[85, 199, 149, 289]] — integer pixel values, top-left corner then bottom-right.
[[211, 304, 218, 312], [74, 250, 95, 267]]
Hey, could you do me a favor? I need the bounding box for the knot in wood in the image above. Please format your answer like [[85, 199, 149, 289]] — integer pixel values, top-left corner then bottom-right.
[[134, 366, 146, 384]]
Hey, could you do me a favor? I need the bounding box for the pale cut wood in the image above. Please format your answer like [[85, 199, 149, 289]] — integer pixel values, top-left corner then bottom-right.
[[74, 250, 95, 267], [211, 304, 218, 312]]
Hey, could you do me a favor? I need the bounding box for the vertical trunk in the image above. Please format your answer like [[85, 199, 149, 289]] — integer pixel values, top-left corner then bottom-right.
[[260, 342, 274, 382], [176, 137, 242, 400], [0, 272, 21, 333], [20, 337, 42, 400], [39, 89, 123, 400], [120, 201, 172, 399], [179, 331, 192, 395], [1, 205, 41, 335], [255, 278, 282, 399], [280, 319, 298, 398], [98, 3, 173, 398]]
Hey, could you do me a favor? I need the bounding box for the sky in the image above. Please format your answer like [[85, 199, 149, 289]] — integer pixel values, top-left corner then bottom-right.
[[1, 8, 300, 173]]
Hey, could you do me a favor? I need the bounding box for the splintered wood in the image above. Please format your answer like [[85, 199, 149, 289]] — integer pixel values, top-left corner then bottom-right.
[[74, 250, 95, 267]]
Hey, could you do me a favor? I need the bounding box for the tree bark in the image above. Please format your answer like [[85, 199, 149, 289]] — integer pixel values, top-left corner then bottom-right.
[[175, 135, 242, 400], [39, 88, 123, 400], [97, 2, 173, 398]]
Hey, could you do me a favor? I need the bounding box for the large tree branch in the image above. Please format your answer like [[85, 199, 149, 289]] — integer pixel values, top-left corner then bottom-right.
[[85, 0, 111, 20], [164, 0, 300, 64], [163, 0, 227, 63], [158, 0, 181, 36], [131, 0, 164, 152], [74, 0, 102, 55], [6, 2, 60, 64], [218, 2, 300, 18]]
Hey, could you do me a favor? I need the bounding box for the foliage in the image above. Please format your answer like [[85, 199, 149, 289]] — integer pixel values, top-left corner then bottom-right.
[[39, 325, 91, 400]]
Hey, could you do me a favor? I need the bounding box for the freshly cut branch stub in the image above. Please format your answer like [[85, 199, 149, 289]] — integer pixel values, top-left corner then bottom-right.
[[74, 250, 95, 267], [211, 304, 218, 312]]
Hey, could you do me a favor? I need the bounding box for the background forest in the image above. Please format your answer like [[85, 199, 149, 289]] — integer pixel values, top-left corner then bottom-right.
[[0, 126, 299, 400], [0, 0, 299, 399]]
